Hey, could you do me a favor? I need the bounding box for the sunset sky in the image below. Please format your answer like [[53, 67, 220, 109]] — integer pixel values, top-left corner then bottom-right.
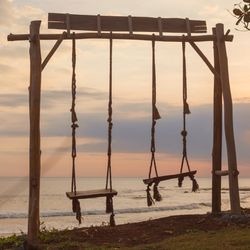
[[0, 0, 250, 177]]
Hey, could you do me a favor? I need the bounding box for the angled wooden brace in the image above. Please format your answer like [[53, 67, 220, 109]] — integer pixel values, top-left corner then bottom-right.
[[41, 32, 66, 71]]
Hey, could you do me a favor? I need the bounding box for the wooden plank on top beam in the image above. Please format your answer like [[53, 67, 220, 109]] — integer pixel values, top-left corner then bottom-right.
[[48, 13, 207, 34]]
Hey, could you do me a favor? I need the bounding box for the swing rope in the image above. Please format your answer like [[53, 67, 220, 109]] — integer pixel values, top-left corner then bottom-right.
[[70, 33, 82, 224], [178, 37, 199, 192], [69, 33, 116, 225], [105, 33, 115, 226], [147, 35, 162, 206]]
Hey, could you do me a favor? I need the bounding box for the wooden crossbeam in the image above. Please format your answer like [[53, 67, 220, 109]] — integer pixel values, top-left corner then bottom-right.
[[48, 13, 207, 34], [7, 32, 233, 42], [66, 189, 118, 200], [143, 170, 197, 185]]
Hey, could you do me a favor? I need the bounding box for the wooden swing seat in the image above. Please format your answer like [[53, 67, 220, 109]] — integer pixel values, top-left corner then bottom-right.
[[143, 170, 197, 185], [66, 189, 118, 200]]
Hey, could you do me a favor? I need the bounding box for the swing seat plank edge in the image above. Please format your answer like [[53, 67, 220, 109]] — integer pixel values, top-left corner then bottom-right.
[[66, 189, 118, 200], [143, 170, 197, 185]]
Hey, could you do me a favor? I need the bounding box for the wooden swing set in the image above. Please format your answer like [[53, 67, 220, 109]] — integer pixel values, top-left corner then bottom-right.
[[8, 13, 241, 249]]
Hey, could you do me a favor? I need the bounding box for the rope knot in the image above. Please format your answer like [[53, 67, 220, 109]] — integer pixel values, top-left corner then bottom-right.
[[181, 130, 187, 137], [184, 102, 191, 114], [106, 195, 114, 213], [146, 185, 154, 207], [178, 176, 184, 187], [71, 123, 79, 129], [72, 199, 82, 224], [153, 106, 161, 120], [71, 111, 78, 123], [153, 182, 162, 202], [190, 175, 199, 192]]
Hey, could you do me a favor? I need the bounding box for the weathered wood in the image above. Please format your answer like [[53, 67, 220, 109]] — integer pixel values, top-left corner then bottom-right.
[[214, 170, 229, 176], [143, 170, 197, 185], [185, 18, 192, 36], [97, 14, 101, 36], [212, 26, 223, 214], [7, 32, 234, 42], [189, 41, 220, 78], [158, 17, 163, 37], [66, 13, 70, 37], [28, 20, 42, 248], [48, 13, 207, 34], [66, 189, 118, 199], [128, 15, 133, 35], [41, 32, 66, 71], [215, 23, 241, 214]]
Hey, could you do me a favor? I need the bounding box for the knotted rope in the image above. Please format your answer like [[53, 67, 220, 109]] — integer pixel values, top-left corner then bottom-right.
[[147, 35, 162, 205], [70, 33, 82, 223], [179, 37, 198, 192], [105, 33, 115, 225]]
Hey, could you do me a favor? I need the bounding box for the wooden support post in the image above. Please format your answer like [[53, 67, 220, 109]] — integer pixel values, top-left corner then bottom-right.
[[215, 23, 241, 214], [212, 27, 222, 214], [28, 20, 42, 248]]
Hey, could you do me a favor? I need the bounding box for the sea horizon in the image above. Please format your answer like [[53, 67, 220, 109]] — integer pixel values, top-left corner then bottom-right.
[[1, 176, 250, 236]]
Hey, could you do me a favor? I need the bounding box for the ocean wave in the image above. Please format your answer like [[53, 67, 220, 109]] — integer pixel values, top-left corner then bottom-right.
[[0, 202, 211, 219], [197, 188, 250, 192]]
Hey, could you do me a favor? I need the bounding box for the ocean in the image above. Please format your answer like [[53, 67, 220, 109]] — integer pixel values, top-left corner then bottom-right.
[[0, 177, 250, 236]]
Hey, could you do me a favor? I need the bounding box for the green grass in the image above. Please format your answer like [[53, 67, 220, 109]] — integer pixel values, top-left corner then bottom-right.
[[0, 233, 26, 249], [1, 227, 250, 250], [127, 227, 250, 250]]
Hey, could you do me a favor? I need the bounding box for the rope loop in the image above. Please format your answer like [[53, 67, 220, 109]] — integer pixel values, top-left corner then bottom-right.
[[70, 32, 78, 194], [147, 35, 160, 180], [178, 38, 198, 192], [105, 32, 113, 191]]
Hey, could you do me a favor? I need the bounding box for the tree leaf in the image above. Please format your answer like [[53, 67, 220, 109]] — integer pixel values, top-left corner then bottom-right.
[[244, 13, 250, 22], [233, 8, 243, 16]]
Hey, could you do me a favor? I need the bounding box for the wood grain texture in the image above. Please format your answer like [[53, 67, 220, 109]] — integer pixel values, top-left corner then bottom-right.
[[66, 189, 118, 199], [214, 170, 229, 176], [212, 27, 222, 214], [215, 23, 241, 214], [28, 20, 42, 248], [143, 170, 197, 185], [7, 32, 234, 42], [48, 13, 207, 34]]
